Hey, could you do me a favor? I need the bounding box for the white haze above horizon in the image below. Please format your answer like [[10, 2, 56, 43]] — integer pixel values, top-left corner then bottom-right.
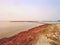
[[0, 0, 60, 21]]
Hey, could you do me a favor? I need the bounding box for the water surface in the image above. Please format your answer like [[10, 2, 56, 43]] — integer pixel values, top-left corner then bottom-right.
[[0, 21, 43, 39]]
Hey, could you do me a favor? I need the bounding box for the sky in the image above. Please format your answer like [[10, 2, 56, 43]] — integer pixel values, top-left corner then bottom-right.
[[0, 0, 60, 21]]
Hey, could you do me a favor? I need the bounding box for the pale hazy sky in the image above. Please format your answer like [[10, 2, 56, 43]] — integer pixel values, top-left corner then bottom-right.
[[0, 0, 60, 21]]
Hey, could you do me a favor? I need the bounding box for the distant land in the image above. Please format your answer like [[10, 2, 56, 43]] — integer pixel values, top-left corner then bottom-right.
[[0, 20, 60, 22], [10, 20, 60, 22], [10, 21, 60, 24], [0, 20, 60, 24]]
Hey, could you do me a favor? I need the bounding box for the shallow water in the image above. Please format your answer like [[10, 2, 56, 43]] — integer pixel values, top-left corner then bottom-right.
[[0, 21, 43, 39]]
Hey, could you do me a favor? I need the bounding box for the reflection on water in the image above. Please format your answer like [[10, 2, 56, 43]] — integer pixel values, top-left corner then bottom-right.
[[0, 21, 43, 39]]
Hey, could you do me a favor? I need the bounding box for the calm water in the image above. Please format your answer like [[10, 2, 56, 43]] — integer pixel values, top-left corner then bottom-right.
[[0, 21, 43, 39]]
